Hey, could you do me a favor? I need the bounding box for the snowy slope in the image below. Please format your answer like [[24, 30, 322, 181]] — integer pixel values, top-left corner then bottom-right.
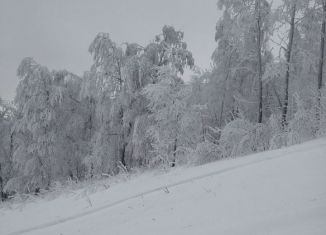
[[1, 138, 326, 235]]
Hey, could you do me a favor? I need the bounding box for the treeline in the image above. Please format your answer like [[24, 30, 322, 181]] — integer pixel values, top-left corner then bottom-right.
[[0, 0, 325, 195]]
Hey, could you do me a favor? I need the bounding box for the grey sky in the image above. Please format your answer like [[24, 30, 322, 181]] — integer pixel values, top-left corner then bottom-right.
[[0, 0, 220, 100]]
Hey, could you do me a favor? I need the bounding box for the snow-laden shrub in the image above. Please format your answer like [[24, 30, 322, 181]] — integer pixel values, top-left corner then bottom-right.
[[220, 119, 270, 157], [287, 95, 316, 145], [269, 95, 324, 148], [190, 141, 225, 165], [4, 177, 27, 194], [316, 92, 326, 137], [268, 114, 288, 149], [83, 155, 102, 179]]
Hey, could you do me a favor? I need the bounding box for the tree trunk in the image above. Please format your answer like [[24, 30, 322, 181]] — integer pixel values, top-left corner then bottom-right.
[[282, 3, 296, 127], [256, 0, 263, 123], [9, 132, 14, 160], [120, 142, 127, 168], [0, 163, 3, 201], [171, 137, 177, 167], [317, 1, 326, 122], [89, 97, 95, 139], [219, 51, 233, 127]]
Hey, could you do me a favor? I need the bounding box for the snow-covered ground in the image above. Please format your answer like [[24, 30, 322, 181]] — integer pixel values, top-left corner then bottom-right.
[[1, 138, 326, 235]]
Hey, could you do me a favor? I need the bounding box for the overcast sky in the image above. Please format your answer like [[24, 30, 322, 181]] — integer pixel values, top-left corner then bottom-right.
[[0, 0, 220, 100]]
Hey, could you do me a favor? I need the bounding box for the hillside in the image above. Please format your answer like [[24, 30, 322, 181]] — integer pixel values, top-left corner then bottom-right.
[[1, 138, 326, 235]]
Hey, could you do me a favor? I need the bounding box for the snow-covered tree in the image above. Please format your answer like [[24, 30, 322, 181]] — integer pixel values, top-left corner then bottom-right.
[[6, 58, 55, 192], [216, 0, 273, 123], [0, 98, 15, 199], [2, 2, 325, 195], [6, 59, 86, 192], [144, 66, 189, 167]]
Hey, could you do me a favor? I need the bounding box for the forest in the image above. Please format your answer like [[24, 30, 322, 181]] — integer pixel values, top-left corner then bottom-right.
[[0, 0, 325, 197]]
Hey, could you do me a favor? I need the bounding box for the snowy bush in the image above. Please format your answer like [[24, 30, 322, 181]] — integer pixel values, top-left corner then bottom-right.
[[190, 141, 225, 165], [83, 155, 102, 179], [287, 95, 316, 145], [268, 114, 288, 150], [220, 119, 270, 157]]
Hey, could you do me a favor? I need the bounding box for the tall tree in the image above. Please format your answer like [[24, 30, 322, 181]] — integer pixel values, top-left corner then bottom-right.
[[281, 1, 297, 127], [317, 0, 326, 121], [213, 9, 241, 127], [142, 26, 194, 167], [8, 58, 54, 192], [143, 66, 189, 167], [216, 0, 272, 123], [0, 98, 14, 199], [256, 0, 264, 123]]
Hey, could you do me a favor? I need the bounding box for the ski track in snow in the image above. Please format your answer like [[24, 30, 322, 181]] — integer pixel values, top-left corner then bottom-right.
[[2, 139, 326, 235]]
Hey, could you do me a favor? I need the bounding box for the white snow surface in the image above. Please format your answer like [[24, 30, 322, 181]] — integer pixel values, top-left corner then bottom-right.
[[1, 138, 326, 235]]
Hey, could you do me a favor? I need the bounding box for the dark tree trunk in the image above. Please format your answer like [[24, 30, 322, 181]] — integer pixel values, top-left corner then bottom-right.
[[89, 97, 95, 139], [9, 132, 13, 159], [84, 96, 95, 141], [120, 142, 127, 168], [317, 1, 326, 122], [0, 163, 3, 201], [256, 0, 263, 123], [282, 3, 296, 127], [171, 138, 177, 167]]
